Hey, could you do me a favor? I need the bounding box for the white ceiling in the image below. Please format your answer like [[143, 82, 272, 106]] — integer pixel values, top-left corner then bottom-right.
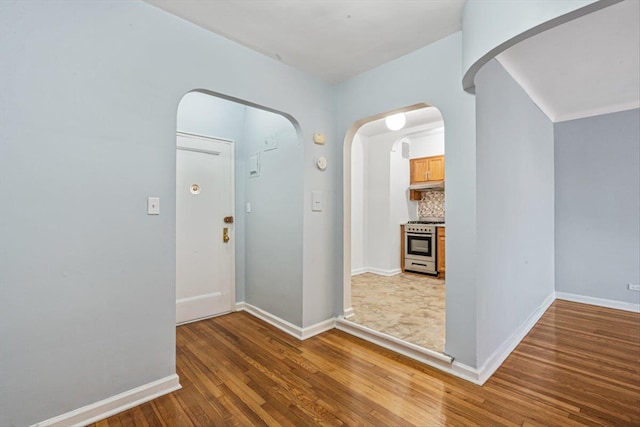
[[143, 0, 638, 123], [497, 0, 640, 123], [142, 0, 466, 83]]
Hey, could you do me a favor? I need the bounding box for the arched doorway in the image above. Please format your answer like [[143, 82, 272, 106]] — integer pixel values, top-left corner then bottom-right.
[[339, 103, 451, 363], [174, 90, 302, 325]]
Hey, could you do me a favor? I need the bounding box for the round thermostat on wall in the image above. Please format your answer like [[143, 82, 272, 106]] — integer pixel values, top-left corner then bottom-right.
[[316, 156, 328, 171]]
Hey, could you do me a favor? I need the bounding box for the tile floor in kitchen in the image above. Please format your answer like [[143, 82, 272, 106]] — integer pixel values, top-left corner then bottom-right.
[[349, 272, 445, 353]]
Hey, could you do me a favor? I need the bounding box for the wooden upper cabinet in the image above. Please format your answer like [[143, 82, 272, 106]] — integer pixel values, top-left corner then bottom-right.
[[410, 155, 445, 184], [427, 156, 444, 181], [411, 158, 429, 184]]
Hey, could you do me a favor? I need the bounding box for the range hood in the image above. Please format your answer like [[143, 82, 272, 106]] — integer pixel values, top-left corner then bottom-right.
[[409, 181, 444, 190]]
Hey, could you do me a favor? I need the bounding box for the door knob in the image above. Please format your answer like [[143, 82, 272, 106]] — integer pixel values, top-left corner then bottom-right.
[[223, 227, 230, 243]]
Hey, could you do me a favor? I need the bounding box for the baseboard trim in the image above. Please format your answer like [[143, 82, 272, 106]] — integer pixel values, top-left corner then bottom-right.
[[236, 301, 335, 340], [555, 292, 640, 313], [475, 293, 556, 385], [33, 374, 181, 427], [351, 268, 401, 277], [364, 267, 402, 277], [343, 307, 355, 319], [301, 318, 336, 340], [450, 361, 482, 385]]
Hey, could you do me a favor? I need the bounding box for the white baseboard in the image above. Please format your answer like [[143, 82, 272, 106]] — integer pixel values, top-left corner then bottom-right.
[[356, 267, 401, 277], [450, 361, 482, 385], [235, 301, 335, 340], [343, 307, 355, 319], [555, 292, 640, 313], [301, 317, 337, 340], [34, 374, 181, 427], [351, 267, 368, 276], [475, 293, 556, 385]]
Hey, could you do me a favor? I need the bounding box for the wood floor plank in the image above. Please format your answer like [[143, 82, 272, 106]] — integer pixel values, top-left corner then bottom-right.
[[91, 301, 640, 426]]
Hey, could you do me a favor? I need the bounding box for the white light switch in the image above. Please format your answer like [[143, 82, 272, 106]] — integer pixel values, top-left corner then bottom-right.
[[148, 197, 160, 215], [246, 202, 251, 213], [312, 190, 323, 212]]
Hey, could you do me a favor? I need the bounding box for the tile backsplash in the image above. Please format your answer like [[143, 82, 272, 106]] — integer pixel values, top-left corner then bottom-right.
[[417, 190, 445, 218]]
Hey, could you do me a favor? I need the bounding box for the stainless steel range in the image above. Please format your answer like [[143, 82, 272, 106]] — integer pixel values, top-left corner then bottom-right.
[[404, 218, 444, 275]]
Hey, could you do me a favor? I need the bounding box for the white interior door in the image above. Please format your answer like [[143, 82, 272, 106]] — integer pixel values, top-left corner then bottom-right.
[[176, 133, 234, 324]]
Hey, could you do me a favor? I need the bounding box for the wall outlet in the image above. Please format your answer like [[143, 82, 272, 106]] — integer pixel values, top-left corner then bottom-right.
[[628, 284, 640, 292]]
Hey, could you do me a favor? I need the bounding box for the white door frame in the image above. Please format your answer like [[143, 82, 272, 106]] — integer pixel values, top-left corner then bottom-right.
[[176, 131, 235, 323]]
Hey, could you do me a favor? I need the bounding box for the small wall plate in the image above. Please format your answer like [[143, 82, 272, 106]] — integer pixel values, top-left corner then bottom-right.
[[316, 156, 328, 171]]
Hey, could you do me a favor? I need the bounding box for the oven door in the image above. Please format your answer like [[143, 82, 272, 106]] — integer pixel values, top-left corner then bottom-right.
[[405, 233, 434, 261]]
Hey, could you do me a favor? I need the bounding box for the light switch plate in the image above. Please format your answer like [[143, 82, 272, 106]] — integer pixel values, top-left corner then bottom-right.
[[263, 135, 278, 151], [312, 190, 323, 212], [147, 197, 160, 215], [249, 152, 260, 177]]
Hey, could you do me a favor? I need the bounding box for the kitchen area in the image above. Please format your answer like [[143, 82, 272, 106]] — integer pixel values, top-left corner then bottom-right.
[[350, 106, 446, 354], [403, 154, 445, 277]]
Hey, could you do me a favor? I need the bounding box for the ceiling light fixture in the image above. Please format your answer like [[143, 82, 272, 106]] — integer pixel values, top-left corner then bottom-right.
[[385, 113, 406, 131]]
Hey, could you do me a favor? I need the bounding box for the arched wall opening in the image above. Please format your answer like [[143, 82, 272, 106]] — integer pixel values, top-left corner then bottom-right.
[[342, 102, 448, 356], [175, 89, 306, 326]]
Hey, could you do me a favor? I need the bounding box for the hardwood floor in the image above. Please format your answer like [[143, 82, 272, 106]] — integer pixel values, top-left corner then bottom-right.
[[93, 300, 639, 426]]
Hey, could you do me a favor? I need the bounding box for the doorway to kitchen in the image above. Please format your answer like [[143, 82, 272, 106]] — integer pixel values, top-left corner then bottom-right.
[[342, 104, 447, 359]]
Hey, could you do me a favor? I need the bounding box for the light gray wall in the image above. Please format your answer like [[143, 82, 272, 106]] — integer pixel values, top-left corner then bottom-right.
[[364, 134, 394, 272], [176, 91, 248, 302], [302, 103, 337, 328], [351, 135, 365, 273], [243, 108, 304, 324], [352, 133, 411, 274], [389, 141, 411, 269], [176, 91, 247, 140], [0, 1, 332, 425], [555, 109, 640, 304], [335, 32, 478, 366], [474, 59, 555, 367]]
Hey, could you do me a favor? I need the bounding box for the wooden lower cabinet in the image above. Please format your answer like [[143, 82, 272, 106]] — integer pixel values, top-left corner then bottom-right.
[[400, 225, 405, 272], [437, 227, 445, 278]]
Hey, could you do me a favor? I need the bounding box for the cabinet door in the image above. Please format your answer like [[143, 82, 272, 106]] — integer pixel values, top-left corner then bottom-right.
[[411, 158, 429, 183], [428, 156, 445, 181]]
